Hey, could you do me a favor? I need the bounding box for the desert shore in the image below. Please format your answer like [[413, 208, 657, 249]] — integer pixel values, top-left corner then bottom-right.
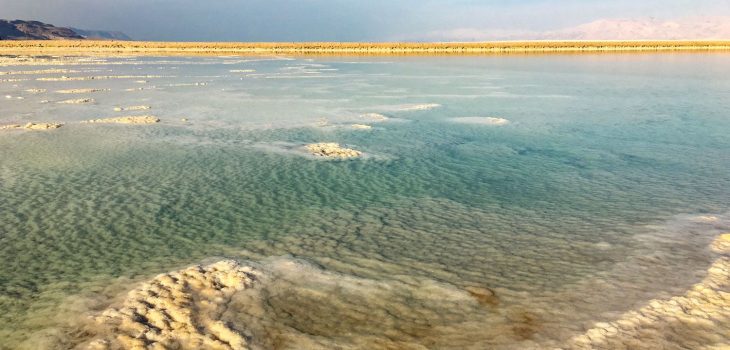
[[0, 40, 729, 56]]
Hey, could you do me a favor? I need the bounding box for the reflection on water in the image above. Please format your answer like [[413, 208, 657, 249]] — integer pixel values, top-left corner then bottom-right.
[[1, 54, 730, 349]]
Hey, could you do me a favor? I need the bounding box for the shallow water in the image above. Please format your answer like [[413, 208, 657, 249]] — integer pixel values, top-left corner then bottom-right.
[[1, 54, 729, 349]]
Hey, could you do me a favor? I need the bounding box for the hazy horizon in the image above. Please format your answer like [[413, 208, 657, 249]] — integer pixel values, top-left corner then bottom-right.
[[1, 0, 730, 41]]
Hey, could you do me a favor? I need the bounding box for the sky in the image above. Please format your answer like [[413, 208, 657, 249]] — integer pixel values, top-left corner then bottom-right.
[[1, 0, 729, 41]]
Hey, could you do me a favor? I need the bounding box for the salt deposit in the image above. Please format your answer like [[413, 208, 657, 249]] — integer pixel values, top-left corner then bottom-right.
[[398, 103, 441, 111], [55, 89, 109, 94], [1, 122, 63, 130], [83, 116, 160, 124], [304, 143, 362, 159], [569, 234, 730, 349], [57, 98, 94, 104], [113, 106, 151, 112], [360, 113, 389, 122], [87, 260, 259, 350], [451, 117, 510, 125]]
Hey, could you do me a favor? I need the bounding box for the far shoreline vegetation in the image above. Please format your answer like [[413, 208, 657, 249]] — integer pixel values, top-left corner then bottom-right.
[[1, 40, 729, 56]]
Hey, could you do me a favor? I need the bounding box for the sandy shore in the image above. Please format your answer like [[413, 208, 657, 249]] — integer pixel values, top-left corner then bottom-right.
[[0, 40, 729, 56]]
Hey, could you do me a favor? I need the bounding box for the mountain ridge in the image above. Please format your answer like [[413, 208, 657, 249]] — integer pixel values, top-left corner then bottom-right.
[[71, 28, 132, 41], [0, 19, 82, 40], [0, 19, 130, 40], [419, 16, 730, 41]]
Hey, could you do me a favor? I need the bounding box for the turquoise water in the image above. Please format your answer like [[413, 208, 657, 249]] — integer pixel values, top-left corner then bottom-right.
[[1, 54, 729, 349]]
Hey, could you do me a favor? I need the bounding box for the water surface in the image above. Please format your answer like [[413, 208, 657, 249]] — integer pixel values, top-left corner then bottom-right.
[[1, 53, 729, 349]]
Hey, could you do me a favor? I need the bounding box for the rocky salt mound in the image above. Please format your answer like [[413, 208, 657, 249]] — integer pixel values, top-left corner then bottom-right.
[[84, 116, 160, 124], [1, 122, 62, 130], [304, 143, 362, 159], [87, 260, 259, 350], [569, 233, 730, 349]]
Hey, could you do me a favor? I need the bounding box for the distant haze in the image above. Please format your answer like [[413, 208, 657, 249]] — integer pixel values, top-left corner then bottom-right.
[[0, 0, 728, 41]]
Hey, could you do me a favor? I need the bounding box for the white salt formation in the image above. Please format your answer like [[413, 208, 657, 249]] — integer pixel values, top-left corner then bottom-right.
[[0, 68, 78, 75], [83, 116, 160, 124], [57, 98, 94, 104], [351, 124, 373, 130], [398, 103, 441, 111], [360, 113, 389, 122], [124, 87, 155, 92], [1, 122, 63, 130], [451, 117, 510, 125], [56, 88, 109, 94], [25, 88, 46, 93], [37, 75, 172, 82], [87, 260, 259, 350], [114, 105, 152, 112], [696, 215, 720, 222], [304, 143, 362, 159], [569, 233, 730, 349], [166, 82, 207, 87]]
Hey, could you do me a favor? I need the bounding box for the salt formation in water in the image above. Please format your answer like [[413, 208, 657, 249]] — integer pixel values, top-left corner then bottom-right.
[[25, 88, 46, 93], [87, 260, 259, 350], [222, 257, 493, 350], [0, 122, 63, 130], [57, 98, 94, 104], [0, 68, 78, 75], [166, 82, 207, 87], [83, 116, 160, 124], [304, 143, 362, 159], [351, 124, 372, 130], [37, 75, 172, 82], [56, 89, 109, 94], [451, 117, 510, 125], [114, 106, 151, 112], [124, 87, 155, 92], [569, 233, 730, 349], [360, 113, 389, 122], [398, 103, 441, 111]]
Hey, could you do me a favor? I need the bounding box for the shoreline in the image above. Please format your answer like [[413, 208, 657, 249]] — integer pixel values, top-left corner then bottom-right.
[[1, 40, 730, 56]]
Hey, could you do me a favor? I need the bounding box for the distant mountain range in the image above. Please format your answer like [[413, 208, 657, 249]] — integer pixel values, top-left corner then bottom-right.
[[541, 17, 730, 41], [0, 19, 130, 40], [71, 28, 132, 41], [420, 16, 730, 41]]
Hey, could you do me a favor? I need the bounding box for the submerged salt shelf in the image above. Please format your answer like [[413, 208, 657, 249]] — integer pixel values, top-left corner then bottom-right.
[[1, 53, 730, 350]]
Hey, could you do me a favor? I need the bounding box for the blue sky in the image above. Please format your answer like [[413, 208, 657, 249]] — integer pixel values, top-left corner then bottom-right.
[[1, 0, 729, 41]]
